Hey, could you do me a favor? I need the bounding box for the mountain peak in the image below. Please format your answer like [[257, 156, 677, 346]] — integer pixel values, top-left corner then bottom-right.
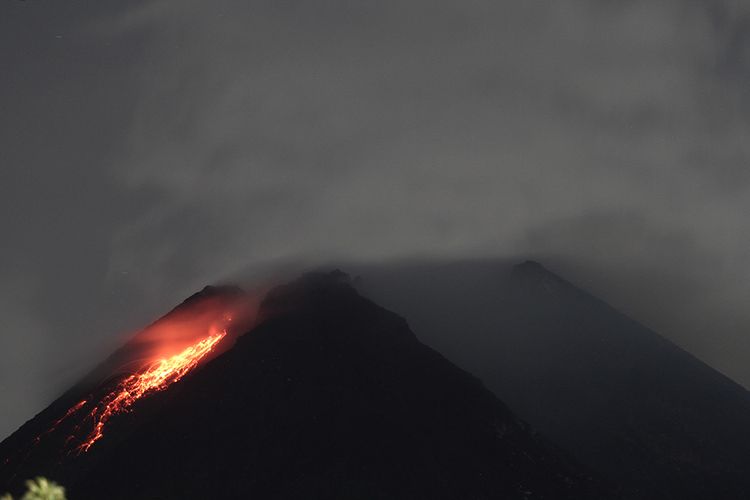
[[515, 259, 547, 271], [180, 284, 245, 306], [352, 258, 750, 499], [511, 260, 569, 296], [259, 269, 356, 316]]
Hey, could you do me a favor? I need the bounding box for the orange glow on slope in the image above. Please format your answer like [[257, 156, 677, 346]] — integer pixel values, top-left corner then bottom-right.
[[17, 289, 260, 458], [76, 329, 226, 453], [48, 400, 87, 434]]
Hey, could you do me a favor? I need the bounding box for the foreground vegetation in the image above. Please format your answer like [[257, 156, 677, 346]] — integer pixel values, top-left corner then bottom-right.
[[1, 477, 65, 500]]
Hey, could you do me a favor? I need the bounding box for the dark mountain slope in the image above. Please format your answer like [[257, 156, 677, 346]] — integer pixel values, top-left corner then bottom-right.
[[351, 259, 750, 499], [0, 272, 604, 499]]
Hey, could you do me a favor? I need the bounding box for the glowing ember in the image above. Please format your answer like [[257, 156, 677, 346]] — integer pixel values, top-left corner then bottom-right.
[[75, 329, 226, 453], [44, 400, 87, 437]]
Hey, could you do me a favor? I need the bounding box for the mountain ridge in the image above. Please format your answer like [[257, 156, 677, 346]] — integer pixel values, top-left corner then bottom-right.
[[349, 258, 750, 499]]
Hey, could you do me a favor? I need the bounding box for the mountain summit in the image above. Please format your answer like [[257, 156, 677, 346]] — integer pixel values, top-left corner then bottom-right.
[[0, 271, 604, 499], [351, 258, 750, 499]]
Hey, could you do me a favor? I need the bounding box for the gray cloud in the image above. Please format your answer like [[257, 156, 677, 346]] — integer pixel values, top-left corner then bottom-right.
[[1, 0, 749, 438]]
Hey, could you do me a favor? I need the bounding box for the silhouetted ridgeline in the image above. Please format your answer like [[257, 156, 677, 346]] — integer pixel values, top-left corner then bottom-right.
[[352, 259, 750, 499]]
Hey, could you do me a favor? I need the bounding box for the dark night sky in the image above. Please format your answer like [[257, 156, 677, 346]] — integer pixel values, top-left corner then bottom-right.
[[1, 0, 749, 439]]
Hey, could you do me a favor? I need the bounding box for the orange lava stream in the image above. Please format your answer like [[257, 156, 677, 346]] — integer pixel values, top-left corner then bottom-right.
[[76, 330, 226, 453]]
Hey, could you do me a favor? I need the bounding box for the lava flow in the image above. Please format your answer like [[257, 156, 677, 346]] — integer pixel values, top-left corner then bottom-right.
[[74, 329, 226, 453], [14, 288, 259, 459]]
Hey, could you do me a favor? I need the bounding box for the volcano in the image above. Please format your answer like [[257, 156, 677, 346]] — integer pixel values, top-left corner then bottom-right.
[[0, 272, 605, 499]]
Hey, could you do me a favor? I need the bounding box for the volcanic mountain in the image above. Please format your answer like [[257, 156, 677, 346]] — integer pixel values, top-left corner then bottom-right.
[[0, 271, 605, 499], [350, 259, 750, 499]]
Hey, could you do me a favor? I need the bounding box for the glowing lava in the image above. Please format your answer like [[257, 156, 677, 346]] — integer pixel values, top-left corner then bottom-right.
[[43, 400, 87, 438], [75, 329, 226, 453]]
